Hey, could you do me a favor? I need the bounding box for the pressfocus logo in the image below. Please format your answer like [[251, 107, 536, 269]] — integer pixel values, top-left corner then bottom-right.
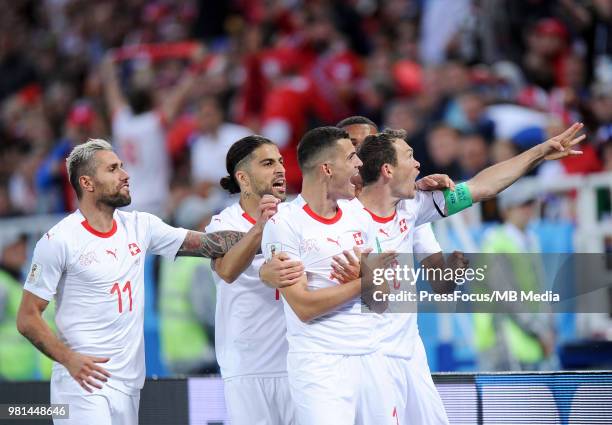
[[360, 252, 612, 314]]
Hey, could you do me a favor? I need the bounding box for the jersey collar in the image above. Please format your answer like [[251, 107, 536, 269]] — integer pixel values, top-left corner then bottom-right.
[[81, 218, 117, 238], [364, 207, 396, 223], [303, 204, 343, 225]]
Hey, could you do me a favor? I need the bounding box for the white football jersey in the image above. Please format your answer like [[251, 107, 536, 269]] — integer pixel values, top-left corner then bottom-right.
[[261, 195, 383, 355], [24, 210, 187, 394], [112, 107, 170, 216], [205, 202, 288, 379], [364, 191, 445, 358]]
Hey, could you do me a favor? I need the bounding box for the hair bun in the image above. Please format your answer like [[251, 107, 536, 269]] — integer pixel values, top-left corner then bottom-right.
[[220, 176, 241, 194]]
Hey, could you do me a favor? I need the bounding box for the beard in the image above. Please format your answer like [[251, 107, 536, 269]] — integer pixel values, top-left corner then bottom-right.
[[253, 181, 287, 201], [98, 191, 131, 208]]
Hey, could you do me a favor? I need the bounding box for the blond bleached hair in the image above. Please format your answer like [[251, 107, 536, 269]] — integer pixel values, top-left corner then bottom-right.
[[65, 138, 113, 199]]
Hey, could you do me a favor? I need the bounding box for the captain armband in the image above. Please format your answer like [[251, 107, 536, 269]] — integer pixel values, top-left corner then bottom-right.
[[442, 182, 473, 216]]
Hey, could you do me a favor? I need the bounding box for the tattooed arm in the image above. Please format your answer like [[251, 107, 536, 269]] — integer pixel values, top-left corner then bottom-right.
[[17, 291, 111, 393], [176, 230, 246, 259]]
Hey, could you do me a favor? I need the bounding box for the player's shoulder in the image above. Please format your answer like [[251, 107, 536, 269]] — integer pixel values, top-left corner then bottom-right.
[[35, 211, 82, 253], [265, 196, 303, 228], [341, 197, 370, 221], [205, 203, 241, 231]]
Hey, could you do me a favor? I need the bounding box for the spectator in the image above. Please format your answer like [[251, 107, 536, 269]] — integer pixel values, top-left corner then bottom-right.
[[421, 124, 462, 179], [101, 52, 198, 218], [458, 133, 490, 179], [475, 181, 556, 371], [189, 96, 252, 199], [35, 102, 103, 214]]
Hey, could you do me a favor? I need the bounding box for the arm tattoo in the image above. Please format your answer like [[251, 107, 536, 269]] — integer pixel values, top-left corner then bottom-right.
[[177, 230, 246, 259]]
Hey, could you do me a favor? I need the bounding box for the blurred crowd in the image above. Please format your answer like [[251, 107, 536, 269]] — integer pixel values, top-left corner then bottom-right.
[[0, 0, 611, 223], [1, 0, 612, 378]]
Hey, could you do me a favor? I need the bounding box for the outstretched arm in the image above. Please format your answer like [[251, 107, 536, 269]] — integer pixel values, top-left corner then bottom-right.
[[177, 230, 246, 259], [466, 122, 584, 202]]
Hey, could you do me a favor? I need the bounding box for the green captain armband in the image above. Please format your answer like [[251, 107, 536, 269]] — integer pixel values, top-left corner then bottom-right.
[[442, 182, 473, 216]]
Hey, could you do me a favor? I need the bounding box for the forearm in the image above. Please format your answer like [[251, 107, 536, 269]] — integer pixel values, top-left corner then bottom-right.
[[467, 144, 545, 202], [102, 64, 126, 116], [214, 226, 263, 283], [177, 230, 246, 259], [421, 252, 457, 294], [161, 73, 196, 123], [282, 279, 361, 322], [17, 314, 72, 364]]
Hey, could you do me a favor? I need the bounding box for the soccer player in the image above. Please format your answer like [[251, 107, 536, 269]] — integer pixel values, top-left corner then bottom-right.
[[336, 116, 462, 424], [204, 135, 303, 424], [16, 139, 244, 425], [334, 123, 585, 425], [260, 126, 400, 425], [336, 116, 460, 294]]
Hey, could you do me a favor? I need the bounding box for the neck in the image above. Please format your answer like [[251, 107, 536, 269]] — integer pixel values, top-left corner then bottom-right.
[[239, 193, 261, 218], [79, 198, 116, 232], [358, 181, 398, 217], [301, 176, 339, 218]]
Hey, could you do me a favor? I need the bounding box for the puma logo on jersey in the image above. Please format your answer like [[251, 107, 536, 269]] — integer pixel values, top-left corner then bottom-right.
[[378, 228, 390, 238], [326, 237, 340, 247], [106, 249, 118, 260]]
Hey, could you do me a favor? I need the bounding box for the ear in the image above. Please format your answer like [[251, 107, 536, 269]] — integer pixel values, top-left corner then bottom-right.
[[381, 163, 393, 179], [80, 175, 94, 194], [321, 162, 333, 178], [235, 170, 249, 190]]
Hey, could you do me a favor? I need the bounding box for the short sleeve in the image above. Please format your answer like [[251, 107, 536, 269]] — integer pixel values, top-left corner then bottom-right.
[[23, 236, 66, 302], [414, 190, 446, 226], [144, 213, 189, 259], [204, 215, 227, 233], [413, 223, 442, 262], [261, 215, 300, 261]]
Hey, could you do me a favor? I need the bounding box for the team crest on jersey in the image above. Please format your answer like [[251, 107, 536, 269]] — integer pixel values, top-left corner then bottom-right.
[[353, 232, 364, 245], [399, 218, 408, 233], [265, 242, 283, 260], [26, 263, 42, 284], [128, 243, 141, 256], [79, 251, 99, 266], [299, 238, 319, 255]]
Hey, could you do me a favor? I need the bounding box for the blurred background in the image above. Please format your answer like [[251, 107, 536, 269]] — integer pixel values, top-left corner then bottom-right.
[[0, 0, 611, 381]]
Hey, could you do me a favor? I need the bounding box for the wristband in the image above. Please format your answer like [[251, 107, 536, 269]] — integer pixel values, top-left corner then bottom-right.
[[443, 182, 473, 216]]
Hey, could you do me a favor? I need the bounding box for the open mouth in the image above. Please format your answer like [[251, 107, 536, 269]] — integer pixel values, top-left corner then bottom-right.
[[272, 178, 286, 192], [349, 173, 361, 188]]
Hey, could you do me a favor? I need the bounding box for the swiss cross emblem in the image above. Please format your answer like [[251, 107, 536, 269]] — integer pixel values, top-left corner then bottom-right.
[[353, 232, 364, 245], [399, 219, 408, 233], [128, 243, 141, 256]]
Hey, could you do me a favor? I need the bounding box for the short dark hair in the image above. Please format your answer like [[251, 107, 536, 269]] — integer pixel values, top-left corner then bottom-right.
[[357, 128, 407, 186], [297, 126, 349, 172], [220, 135, 275, 194], [336, 116, 376, 128]]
